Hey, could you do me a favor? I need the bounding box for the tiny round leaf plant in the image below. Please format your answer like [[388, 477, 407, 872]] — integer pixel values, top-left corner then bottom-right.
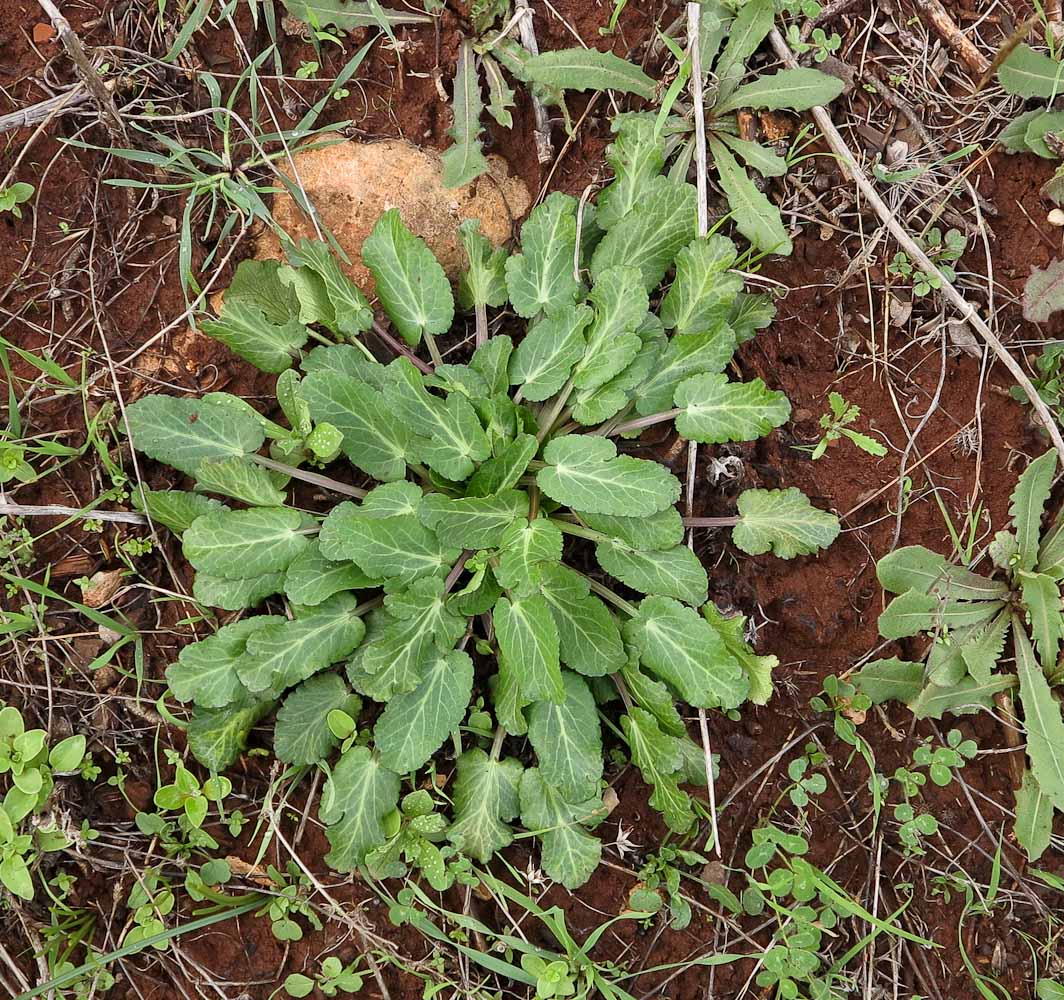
[[127, 147, 839, 888]]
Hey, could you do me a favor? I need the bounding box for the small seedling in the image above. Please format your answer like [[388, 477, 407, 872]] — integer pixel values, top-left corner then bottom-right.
[[888, 228, 965, 296], [804, 392, 887, 460], [0, 182, 33, 219], [281, 956, 365, 997], [0, 704, 87, 900]]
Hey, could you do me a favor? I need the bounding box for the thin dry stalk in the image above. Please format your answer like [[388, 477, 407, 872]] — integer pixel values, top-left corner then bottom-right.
[[513, 0, 553, 164], [910, 0, 990, 76]]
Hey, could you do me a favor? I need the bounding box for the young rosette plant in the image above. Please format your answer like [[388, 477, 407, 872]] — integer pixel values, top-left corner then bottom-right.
[[853, 451, 1064, 861], [126, 155, 838, 888], [0, 704, 87, 900], [661, 0, 844, 254]]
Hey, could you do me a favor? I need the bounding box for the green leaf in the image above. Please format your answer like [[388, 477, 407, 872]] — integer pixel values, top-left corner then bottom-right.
[[1014, 621, 1064, 812], [709, 137, 791, 255], [715, 68, 844, 115], [717, 134, 788, 178], [470, 335, 514, 395], [194, 457, 286, 507], [1039, 505, 1064, 579], [730, 292, 775, 343], [166, 616, 281, 708], [1019, 571, 1062, 669], [1015, 769, 1054, 861], [573, 266, 648, 390], [320, 746, 401, 870], [634, 326, 737, 416], [302, 343, 386, 384], [538, 564, 626, 676], [851, 657, 924, 705], [448, 749, 524, 862], [183, 507, 311, 579], [519, 769, 603, 890], [673, 372, 790, 443], [595, 539, 708, 606], [700, 602, 777, 705], [622, 707, 694, 834], [457, 219, 508, 309], [625, 596, 748, 709], [287, 239, 374, 335], [235, 592, 367, 693], [352, 581, 465, 701], [467, 433, 538, 497], [274, 673, 357, 764], [522, 48, 656, 99], [590, 176, 697, 290], [712, 0, 773, 100], [420, 490, 528, 548], [876, 545, 1006, 600], [319, 497, 460, 584], [1023, 260, 1064, 324], [279, 0, 430, 30], [960, 611, 1011, 684], [998, 44, 1064, 99], [579, 508, 683, 550], [660, 236, 742, 334], [510, 305, 592, 401], [620, 661, 686, 737], [385, 359, 491, 480], [496, 518, 564, 595], [362, 209, 455, 346], [732, 488, 840, 558], [192, 572, 284, 611], [200, 299, 308, 374], [537, 435, 681, 517], [133, 489, 227, 535], [908, 675, 1016, 719], [877, 589, 940, 640], [284, 540, 379, 606], [125, 394, 265, 477], [527, 671, 603, 801], [1011, 450, 1057, 571], [482, 52, 515, 127], [494, 593, 564, 703], [597, 113, 666, 229], [442, 42, 489, 188], [374, 651, 474, 773], [188, 694, 272, 771], [505, 193, 582, 318]]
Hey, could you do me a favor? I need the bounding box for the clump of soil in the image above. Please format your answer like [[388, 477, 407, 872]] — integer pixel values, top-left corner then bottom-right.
[[254, 139, 532, 290]]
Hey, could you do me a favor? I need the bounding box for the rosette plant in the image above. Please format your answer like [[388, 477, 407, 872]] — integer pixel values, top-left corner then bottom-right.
[[126, 122, 838, 887]]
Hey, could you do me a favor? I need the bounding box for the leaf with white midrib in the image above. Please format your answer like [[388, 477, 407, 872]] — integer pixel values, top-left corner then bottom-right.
[[537, 435, 680, 517], [509, 306, 591, 401], [494, 593, 564, 704], [522, 48, 656, 99], [374, 651, 474, 773], [194, 456, 286, 507], [166, 616, 282, 708], [362, 209, 454, 346], [447, 749, 524, 862], [182, 507, 311, 580], [709, 137, 791, 255], [274, 673, 356, 765], [125, 394, 265, 477], [538, 564, 626, 677], [621, 708, 693, 833], [595, 539, 708, 606], [673, 372, 790, 443], [504, 193, 582, 319], [320, 746, 401, 871], [1014, 621, 1064, 812], [1015, 769, 1054, 861], [441, 41, 489, 188], [300, 371, 409, 482], [625, 596, 749, 709], [732, 488, 840, 558], [236, 592, 366, 693], [715, 68, 844, 115], [527, 671, 603, 801], [1011, 450, 1056, 572], [519, 768, 603, 890]]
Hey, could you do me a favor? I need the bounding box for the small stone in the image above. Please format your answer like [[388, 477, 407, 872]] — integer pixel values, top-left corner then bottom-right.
[[1048, 208, 1064, 227], [254, 139, 531, 294]]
